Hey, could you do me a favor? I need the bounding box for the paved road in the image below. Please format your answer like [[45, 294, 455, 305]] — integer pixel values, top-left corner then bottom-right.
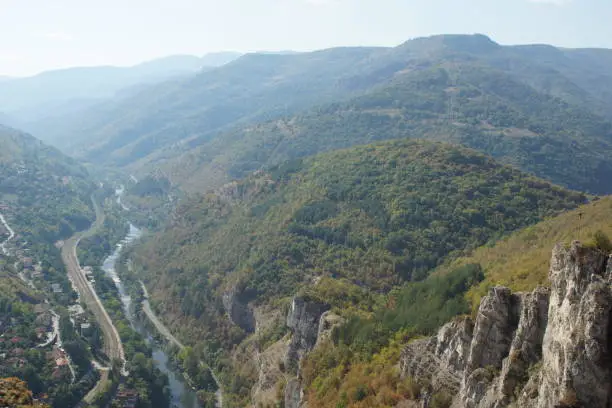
[[61, 196, 126, 403], [0, 212, 15, 255], [140, 281, 184, 349], [140, 281, 223, 407]]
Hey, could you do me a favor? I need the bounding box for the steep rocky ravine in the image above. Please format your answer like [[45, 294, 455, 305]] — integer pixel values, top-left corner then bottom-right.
[[400, 241, 612, 408]]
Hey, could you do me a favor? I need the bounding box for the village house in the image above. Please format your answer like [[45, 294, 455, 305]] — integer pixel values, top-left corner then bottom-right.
[[32, 264, 43, 278], [22, 257, 33, 270], [34, 303, 50, 314], [115, 388, 139, 408], [5, 357, 26, 368], [55, 356, 68, 367], [51, 347, 64, 361], [68, 304, 84, 318], [80, 322, 92, 337], [10, 336, 23, 345]]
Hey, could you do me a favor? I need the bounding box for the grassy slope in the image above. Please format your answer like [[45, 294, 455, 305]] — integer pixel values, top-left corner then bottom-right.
[[434, 196, 612, 309]]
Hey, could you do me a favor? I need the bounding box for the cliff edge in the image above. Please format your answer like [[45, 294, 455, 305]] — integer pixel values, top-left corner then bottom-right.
[[400, 241, 612, 408]]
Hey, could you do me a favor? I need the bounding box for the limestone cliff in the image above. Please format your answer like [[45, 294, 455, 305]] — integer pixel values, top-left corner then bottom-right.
[[249, 299, 341, 408], [283, 296, 330, 408], [222, 285, 256, 333], [284, 296, 330, 372], [400, 241, 612, 408]]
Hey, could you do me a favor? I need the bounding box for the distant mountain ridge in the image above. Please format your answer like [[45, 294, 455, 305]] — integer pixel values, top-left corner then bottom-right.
[[26, 34, 612, 194], [0, 52, 243, 124], [107, 34, 612, 194]]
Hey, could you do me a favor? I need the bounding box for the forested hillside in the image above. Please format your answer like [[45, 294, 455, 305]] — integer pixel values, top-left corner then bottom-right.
[[0, 377, 50, 408], [297, 197, 612, 408], [32, 35, 612, 196], [165, 60, 612, 194], [433, 195, 612, 308], [128, 139, 586, 406], [0, 125, 95, 256], [42, 46, 386, 163]]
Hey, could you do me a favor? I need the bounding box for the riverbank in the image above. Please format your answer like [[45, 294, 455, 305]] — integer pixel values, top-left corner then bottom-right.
[[111, 185, 222, 407], [101, 220, 201, 408], [139, 281, 223, 408]]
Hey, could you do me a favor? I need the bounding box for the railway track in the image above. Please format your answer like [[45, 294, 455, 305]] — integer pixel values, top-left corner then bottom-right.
[[61, 196, 126, 403]]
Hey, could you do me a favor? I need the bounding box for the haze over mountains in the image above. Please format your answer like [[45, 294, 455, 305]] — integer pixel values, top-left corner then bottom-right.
[[13, 34, 612, 196], [0, 51, 242, 126], [5, 32, 612, 408]]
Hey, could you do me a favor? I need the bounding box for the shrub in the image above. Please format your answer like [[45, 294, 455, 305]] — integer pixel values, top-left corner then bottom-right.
[[396, 377, 421, 399], [430, 390, 453, 408], [594, 230, 612, 254], [351, 384, 369, 402], [558, 389, 579, 408]]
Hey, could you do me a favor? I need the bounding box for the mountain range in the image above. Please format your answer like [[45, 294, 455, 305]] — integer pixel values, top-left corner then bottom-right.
[[20, 34, 612, 196], [0, 52, 243, 127], [4, 33, 612, 408]]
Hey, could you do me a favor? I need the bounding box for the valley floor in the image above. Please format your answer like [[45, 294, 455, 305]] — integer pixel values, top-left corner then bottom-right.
[[60, 196, 126, 403], [139, 281, 224, 407]]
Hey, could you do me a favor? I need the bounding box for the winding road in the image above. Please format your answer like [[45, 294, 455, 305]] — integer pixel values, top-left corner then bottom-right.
[[61, 196, 126, 403], [140, 281, 224, 407], [0, 212, 15, 255], [1, 213, 78, 383]]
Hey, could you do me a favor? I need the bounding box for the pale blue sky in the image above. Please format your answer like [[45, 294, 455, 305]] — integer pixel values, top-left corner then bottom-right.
[[0, 0, 609, 76]]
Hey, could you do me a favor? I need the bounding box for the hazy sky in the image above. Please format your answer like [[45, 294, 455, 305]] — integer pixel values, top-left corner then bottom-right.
[[0, 0, 609, 76]]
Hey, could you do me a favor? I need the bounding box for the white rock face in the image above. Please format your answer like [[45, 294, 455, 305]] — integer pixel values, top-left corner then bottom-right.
[[400, 241, 612, 408], [283, 296, 330, 408], [519, 242, 612, 408]]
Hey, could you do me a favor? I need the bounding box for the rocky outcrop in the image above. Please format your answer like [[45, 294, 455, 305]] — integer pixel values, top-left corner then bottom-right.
[[399, 318, 472, 394], [251, 335, 291, 407], [282, 296, 330, 408], [222, 286, 255, 333], [285, 378, 304, 408], [518, 242, 612, 408], [315, 311, 345, 348], [284, 297, 330, 371], [401, 241, 612, 408]]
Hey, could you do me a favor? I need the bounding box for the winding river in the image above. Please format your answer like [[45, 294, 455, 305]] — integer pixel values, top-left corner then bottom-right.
[[102, 223, 201, 408]]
